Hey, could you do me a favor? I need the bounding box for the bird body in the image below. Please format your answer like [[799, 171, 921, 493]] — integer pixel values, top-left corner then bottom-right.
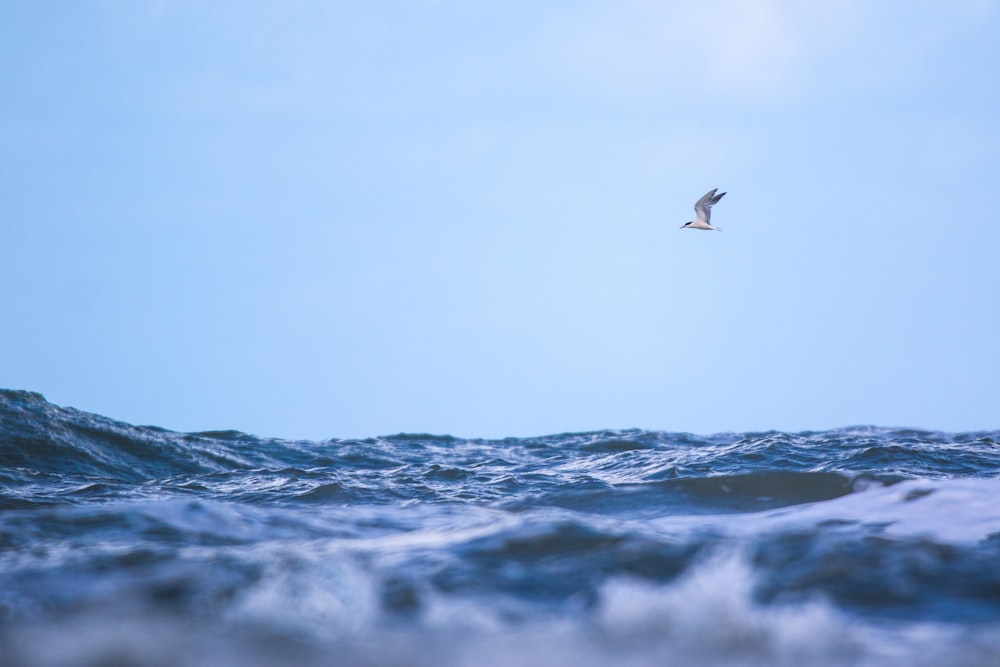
[[680, 189, 726, 231]]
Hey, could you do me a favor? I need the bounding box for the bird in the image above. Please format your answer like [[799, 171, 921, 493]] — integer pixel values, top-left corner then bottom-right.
[[680, 188, 726, 231]]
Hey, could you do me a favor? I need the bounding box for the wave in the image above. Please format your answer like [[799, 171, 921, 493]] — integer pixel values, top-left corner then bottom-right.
[[3, 388, 1000, 666], [3, 541, 1000, 667], [4, 389, 998, 485]]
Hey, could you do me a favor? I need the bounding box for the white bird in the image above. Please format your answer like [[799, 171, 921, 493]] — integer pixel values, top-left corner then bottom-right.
[[680, 188, 726, 231]]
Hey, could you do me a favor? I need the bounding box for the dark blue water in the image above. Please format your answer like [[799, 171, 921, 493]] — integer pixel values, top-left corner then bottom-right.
[[2, 388, 1000, 666]]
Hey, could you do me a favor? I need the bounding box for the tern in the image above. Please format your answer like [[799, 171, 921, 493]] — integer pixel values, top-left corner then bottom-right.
[[680, 188, 726, 231]]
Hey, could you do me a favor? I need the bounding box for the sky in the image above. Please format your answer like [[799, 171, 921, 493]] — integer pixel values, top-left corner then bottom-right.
[[2, 1, 999, 439]]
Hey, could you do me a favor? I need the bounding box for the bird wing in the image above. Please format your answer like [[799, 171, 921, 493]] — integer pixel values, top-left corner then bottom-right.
[[694, 189, 725, 223]]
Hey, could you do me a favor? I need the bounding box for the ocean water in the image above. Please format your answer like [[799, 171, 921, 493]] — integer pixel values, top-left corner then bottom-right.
[[2, 389, 1000, 667]]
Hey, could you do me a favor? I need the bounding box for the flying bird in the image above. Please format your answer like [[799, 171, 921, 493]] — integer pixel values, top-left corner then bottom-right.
[[680, 188, 726, 231]]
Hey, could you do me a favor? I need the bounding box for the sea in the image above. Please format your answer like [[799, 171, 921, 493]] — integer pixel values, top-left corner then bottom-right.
[[2, 388, 999, 667]]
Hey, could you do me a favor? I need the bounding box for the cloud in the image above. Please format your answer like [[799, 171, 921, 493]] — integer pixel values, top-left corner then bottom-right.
[[534, 0, 849, 102], [534, 0, 991, 105]]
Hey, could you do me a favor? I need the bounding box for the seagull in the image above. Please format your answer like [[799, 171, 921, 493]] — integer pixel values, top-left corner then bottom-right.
[[680, 188, 726, 231]]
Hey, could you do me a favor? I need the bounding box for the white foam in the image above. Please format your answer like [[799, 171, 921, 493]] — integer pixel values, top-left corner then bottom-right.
[[6, 551, 1000, 667]]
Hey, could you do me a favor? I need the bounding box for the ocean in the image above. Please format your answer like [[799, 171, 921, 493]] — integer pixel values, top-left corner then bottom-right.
[[1, 388, 999, 666]]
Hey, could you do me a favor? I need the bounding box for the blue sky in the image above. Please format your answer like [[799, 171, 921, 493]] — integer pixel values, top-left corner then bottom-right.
[[2, 1, 998, 439]]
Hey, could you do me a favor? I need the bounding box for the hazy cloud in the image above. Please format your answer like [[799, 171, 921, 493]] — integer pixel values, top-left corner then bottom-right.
[[535, 0, 990, 104]]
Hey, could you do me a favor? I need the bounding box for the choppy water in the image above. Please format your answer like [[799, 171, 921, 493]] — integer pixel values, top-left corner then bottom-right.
[[2, 388, 999, 666]]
